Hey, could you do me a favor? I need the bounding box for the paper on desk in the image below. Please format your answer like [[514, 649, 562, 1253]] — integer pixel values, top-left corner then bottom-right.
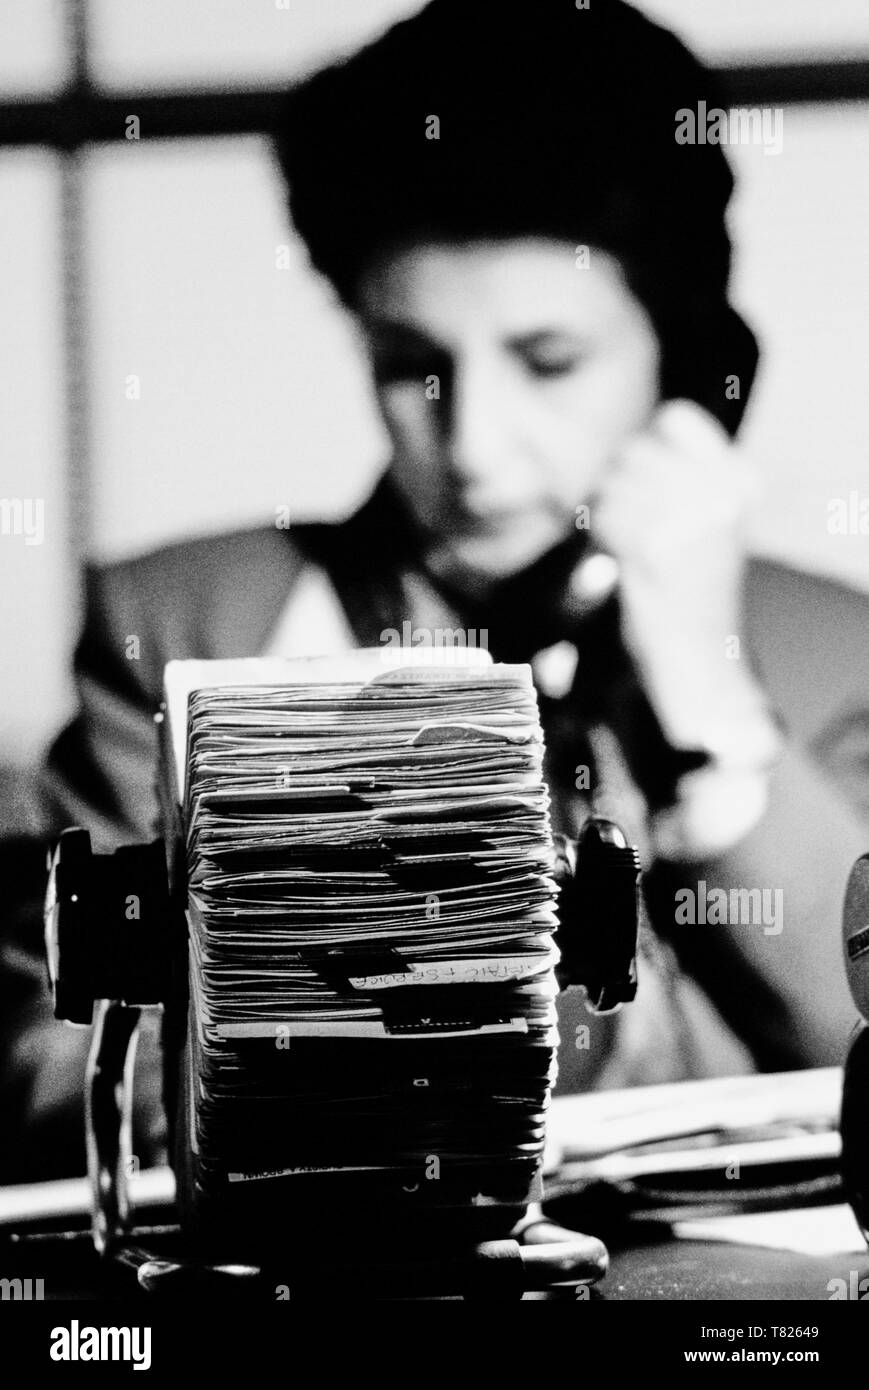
[[545, 1072, 864, 1256], [0, 1167, 176, 1228], [675, 1204, 866, 1257], [544, 1068, 842, 1168]]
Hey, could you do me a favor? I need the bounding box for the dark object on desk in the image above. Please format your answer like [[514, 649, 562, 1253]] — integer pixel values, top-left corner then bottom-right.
[[841, 1028, 869, 1241], [838, 853, 869, 1243], [43, 810, 640, 1299], [125, 1218, 608, 1300]]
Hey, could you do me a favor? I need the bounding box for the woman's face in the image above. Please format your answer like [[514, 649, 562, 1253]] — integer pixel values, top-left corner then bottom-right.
[[354, 238, 662, 593]]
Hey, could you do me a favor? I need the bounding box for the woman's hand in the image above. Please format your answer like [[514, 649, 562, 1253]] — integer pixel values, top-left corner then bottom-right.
[[593, 398, 768, 753]]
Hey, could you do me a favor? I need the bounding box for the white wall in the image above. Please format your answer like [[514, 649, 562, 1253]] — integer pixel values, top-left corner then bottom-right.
[[84, 135, 387, 555], [730, 103, 869, 585], [0, 150, 77, 761], [639, 0, 869, 64]]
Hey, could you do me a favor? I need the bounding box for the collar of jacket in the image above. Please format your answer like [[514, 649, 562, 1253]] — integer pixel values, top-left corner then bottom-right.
[[290, 471, 459, 649]]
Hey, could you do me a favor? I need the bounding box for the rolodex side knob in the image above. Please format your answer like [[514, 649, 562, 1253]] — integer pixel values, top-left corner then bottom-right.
[[553, 816, 641, 1012], [44, 827, 172, 1025]]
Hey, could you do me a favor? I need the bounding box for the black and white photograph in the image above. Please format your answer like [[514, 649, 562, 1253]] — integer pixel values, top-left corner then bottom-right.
[[2, 0, 869, 1353]]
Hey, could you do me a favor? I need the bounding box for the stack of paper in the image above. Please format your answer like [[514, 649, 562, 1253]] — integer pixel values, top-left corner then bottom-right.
[[165, 652, 561, 1219]]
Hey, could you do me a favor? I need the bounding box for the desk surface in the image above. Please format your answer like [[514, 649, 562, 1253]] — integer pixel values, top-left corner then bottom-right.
[[602, 1238, 867, 1301], [2, 1222, 865, 1301]]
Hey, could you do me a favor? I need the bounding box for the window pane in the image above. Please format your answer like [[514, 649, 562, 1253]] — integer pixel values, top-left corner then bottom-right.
[[732, 102, 869, 589], [89, 0, 426, 92], [88, 0, 869, 93], [84, 136, 386, 560], [0, 0, 70, 97], [0, 150, 75, 765], [639, 0, 869, 65]]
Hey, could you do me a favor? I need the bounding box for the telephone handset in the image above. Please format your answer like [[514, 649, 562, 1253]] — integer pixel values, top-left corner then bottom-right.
[[489, 530, 710, 813], [471, 528, 621, 660]]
